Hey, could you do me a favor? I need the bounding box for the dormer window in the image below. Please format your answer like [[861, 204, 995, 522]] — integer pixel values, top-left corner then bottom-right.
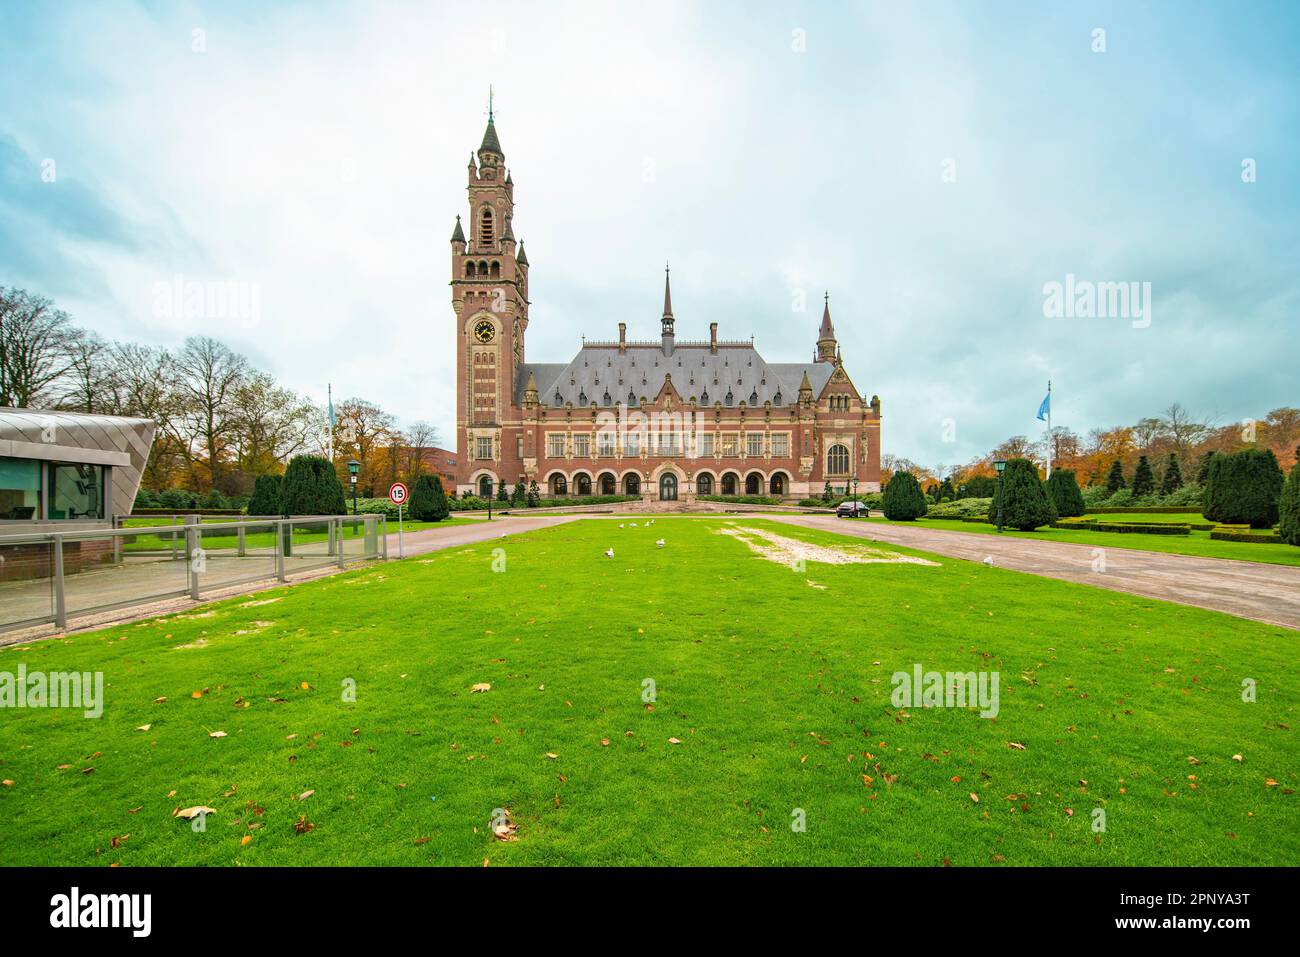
[[773, 390, 783, 406], [749, 390, 758, 405], [725, 389, 734, 407], [603, 390, 611, 406], [578, 390, 587, 405]]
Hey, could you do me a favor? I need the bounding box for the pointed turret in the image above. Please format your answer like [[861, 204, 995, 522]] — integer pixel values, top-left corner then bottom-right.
[[450, 215, 466, 244], [516, 240, 529, 267], [523, 371, 539, 407], [815, 292, 838, 363], [798, 369, 814, 405]]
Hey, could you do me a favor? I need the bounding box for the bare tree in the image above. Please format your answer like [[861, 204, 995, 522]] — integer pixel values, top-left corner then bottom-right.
[[58, 329, 116, 413], [1159, 403, 1207, 460], [0, 286, 77, 407], [175, 336, 250, 490], [230, 372, 319, 477]]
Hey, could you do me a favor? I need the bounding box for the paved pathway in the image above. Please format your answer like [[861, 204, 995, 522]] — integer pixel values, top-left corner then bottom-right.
[[386, 515, 576, 556], [769, 515, 1300, 630]]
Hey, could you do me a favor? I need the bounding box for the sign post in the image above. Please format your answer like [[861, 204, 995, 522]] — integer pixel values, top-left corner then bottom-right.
[[389, 482, 409, 558]]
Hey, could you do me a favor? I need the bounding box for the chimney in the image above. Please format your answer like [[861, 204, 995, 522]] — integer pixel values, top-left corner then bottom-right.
[[710, 322, 718, 354], [618, 322, 626, 353]]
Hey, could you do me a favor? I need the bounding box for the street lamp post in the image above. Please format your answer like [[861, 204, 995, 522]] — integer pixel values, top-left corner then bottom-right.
[[486, 479, 493, 522], [852, 477, 859, 515], [347, 459, 360, 515], [993, 459, 1007, 533]]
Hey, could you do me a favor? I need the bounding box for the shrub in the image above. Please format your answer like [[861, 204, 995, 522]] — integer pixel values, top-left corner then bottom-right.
[[1055, 521, 1191, 535], [159, 487, 199, 510], [1131, 456, 1155, 498], [1196, 450, 1216, 483], [925, 497, 993, 518], [526, 480, 541, 507], [1105, 459, 1126, 494], [132, 488, 160, 510], [1203, 448, 1283, 528], [1160, 453, 1183, 495], [409, 474, 450, 522], [247, 474, 283, 516], [1279, 453, 1300, 546], [1045, 469, 1086, 517], [822, 482, 833, 503], [958, 475, 997, 499], [699, 495, 783, 506], [511, 479, 526, 507], [1105, 488, 1133, 506], [496, 480, 510, 503], [989, 458, 1055, 530], [1080, 484, 1111, 506], [281, 455, 346, 516], [1210, 529, 1282, 544], [882, 471, 927, 520]]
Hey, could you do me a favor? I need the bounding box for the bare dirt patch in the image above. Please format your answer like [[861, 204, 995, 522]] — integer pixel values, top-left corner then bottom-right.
[[716, 526, 939, 569]]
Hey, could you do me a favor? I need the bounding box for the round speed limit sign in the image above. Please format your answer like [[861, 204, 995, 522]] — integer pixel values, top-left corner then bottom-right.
[[388, 482, 409, 506]]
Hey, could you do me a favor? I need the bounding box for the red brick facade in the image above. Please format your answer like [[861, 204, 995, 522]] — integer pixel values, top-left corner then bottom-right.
[[451, 112, 881, 502]]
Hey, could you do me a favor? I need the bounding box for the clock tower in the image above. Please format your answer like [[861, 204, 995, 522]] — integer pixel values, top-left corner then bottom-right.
[[451, 95, 530, 494]]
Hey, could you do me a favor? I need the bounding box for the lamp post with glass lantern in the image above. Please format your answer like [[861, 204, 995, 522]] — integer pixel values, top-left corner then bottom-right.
[[993, 459, 1007, 533], [346, 459, 360, 515]]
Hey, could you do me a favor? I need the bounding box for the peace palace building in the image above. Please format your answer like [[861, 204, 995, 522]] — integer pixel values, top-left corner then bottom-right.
[[451, 110, 882, 503]]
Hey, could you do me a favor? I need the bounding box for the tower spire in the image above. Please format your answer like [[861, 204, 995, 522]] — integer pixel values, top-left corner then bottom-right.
[[816, 291, 838, 363], [660, 263, 675, 355]]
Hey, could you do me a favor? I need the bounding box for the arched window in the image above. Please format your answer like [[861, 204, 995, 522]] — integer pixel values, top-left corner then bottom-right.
[[745, 472, 761, 495], [490, 261, 501, 279], [479, 208, 494, 246], [465, 262, 476, 278], [549, 474, 568, 496], [478, 260, 489, 276], [696, 473, 713, 495], [623, 473, 641, 495], [721, 472, 738, 495], [769, 472, 787, 496], [477, 475, 493, 498], [575, 473, 591, 495], [827, 444, 850, 475], [599, 472, 616, 495]]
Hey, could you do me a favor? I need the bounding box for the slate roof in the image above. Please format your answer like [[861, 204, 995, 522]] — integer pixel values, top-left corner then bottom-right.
[[515, 345, 835, 409]]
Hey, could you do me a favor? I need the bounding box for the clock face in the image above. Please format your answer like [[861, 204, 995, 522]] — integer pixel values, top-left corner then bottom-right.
[[473, 320, 495, 343]]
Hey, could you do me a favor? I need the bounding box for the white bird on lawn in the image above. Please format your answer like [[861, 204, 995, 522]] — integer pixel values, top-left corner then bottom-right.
[[630, 522, 638, 527], [618, 523, 624, 528], [655, 538, 665, 547], [982, 555, 994, 567], [604, 548, 614, 558]]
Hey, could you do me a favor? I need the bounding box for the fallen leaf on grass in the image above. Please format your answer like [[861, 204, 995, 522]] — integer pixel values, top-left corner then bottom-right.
[[297, 790, 315, 801], [969, 793, 980, 803], [173, 806, 216, 820], [293, 814, 314, 834], [240, 835, 252, 846], [470, 683, 491, 693], [1232, 754, 1243, 762], [136, 724, 151, 732], [1, 779, 13, 787], [1007, 742, 1026, 751], [545, 752, 558, 760], [668, 737, 682, 745], [209, 731, 227, 738], [153, 697, 167, 703]]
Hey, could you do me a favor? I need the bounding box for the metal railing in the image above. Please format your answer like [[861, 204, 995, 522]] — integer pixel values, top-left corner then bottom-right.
[[0, 514, 386, 634]]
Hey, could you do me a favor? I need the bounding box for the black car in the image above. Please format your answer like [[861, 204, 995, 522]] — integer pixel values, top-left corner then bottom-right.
[[836, 500, 869, 517]]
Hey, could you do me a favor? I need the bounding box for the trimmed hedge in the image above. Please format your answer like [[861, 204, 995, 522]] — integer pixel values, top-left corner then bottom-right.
[[1054, 520, 1191, 535], [453, 494, 639, 511], [1279, 454, 1300, 546], [1210, 529, 1282, 543], [130, 508, 243, 517], [699, 495, 784, 505]]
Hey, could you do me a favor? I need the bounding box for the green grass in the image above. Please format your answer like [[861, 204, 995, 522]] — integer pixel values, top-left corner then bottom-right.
[[117, 516, 481, 552], [863, 516, 1300, 567], [0, 517, 1295, 866]]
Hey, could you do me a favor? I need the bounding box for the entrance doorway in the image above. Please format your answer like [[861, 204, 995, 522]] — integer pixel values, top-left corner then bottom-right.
[[659, 473, 678, 501]]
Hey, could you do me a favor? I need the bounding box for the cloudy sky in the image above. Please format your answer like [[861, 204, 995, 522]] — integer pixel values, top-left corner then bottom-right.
[[2, 0, 1297, 470]]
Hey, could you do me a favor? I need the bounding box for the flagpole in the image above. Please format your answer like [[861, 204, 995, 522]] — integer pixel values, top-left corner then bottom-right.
[[1046, 380, 1052, 479]]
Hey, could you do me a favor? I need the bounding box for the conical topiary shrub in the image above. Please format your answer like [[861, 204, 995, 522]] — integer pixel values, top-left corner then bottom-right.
[[882, 471, 928, 520], [1045, 469, 1086, 518], [247, 473, 283, 516], [1203, 448, 1283, 528], [1131, 455, 1155, 498], [1279, 452, 1300, 546], [409, 474, 450, 522], [281, 455, 346, 516], [1105, 459, 1126, 494], [1160, 453, 1183, 495], [988, 458, 1055, 530]]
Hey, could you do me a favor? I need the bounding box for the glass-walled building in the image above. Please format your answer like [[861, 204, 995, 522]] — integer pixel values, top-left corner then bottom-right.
[[0, 408, 156, 529]]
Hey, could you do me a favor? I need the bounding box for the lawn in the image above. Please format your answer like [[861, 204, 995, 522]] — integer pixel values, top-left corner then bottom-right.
[[863, 516, 1300, 567], [118, 515, 482, 551], [0, 517, 1295, 866]]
